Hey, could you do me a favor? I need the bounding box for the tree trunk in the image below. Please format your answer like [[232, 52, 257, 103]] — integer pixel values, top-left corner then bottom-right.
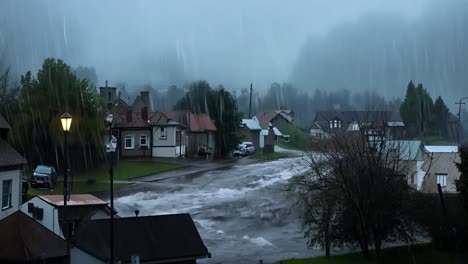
[[325, 227, 331, 257], [375, 239, 382, 260]]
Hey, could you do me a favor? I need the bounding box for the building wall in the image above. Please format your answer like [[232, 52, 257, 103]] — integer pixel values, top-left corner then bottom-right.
[[120, 129, 151, 158], [153, 126, 176, 147], [239, 129, 260, 150], [20, 197, 63, 237], [271, 115, 291, 129], [0, 169, 21, 220], [71, 248, 104, 264]]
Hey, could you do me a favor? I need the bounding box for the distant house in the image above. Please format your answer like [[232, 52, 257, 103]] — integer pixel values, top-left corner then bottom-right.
[[421, 152, 461, 193], [254, 110, 294, 130], [163, 111, 216, 158], [0, 114, 26, 220], [310, 111, 406, 141], [71, 214, 211, 264], [0, 211, 67, 263], [387, 140, 425, 190], [240, 119, 261, 150], [150, 112, 187, 158], [20, 194, 112, 238], [113, 101, 152, 158], [259, 124, 283, 148]]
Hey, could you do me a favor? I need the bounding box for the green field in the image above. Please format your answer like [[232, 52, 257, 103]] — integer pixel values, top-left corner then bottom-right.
[[276, 244, 468, 264], [27, 160, 183, 196]]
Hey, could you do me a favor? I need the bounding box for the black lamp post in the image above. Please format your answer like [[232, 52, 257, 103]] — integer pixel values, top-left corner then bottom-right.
[[60, 112, 72, 263], [105, 113, 115, 263], [60, 112, 72, 205]]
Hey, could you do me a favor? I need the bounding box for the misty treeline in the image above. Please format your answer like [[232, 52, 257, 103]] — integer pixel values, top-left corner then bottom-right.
[[173, 81, 242, 158], [0, 58, 106, 172], [292, 1, 468, 102]]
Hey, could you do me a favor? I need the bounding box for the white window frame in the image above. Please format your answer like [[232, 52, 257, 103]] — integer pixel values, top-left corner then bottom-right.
[[160, 127, 167, 139], [125, 135, 135, 150], [329, 120, 333, 128], [140, 134, 148, 147], [2, 179, 12, 210], [437, 174, 447, 187]]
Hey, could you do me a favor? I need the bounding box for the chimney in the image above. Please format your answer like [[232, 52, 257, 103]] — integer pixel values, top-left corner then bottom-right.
[[140, 91, 151, 111], [141, 107, 148, 121], [127, 109, 133, 123]]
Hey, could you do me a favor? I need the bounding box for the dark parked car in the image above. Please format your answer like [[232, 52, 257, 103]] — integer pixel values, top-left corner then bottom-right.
[[30, 165, 57, 189]]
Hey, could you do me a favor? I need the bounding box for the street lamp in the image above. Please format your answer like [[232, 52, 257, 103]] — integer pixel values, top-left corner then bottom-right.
[[60, 112, 72, 205], [105, 113, 115, 263], [60, 112, 72, 264]]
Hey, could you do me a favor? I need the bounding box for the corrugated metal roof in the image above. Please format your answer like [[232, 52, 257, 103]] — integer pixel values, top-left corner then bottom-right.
[[241, 119, 261, 130], [0, 138, 26, 167], [39, 194, 107, 207], [425, 145, 459, 153], [255, 110, 293, 129]]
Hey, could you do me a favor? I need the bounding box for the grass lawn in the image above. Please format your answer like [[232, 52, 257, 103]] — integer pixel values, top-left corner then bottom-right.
[[27, 181, 129, 197], [254, 150, 288, 160], [27, 160, 183, 197], [73, 160, 183, 181], [276, 244, 468, 264]]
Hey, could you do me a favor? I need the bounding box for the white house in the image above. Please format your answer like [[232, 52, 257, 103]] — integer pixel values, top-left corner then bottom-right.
[[20, 194, 111, 238], [152, 120, 187, 158], [0, 114, 26, 220]]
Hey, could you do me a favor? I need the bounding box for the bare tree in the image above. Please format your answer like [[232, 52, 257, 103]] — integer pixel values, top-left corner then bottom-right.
[[291, 126, 417, 258]]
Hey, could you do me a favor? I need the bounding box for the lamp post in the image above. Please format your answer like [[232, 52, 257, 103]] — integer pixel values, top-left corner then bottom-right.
[[60, 112, 72, 264], [105, 113, 115, 263], [60, 112, 72, 205], [456, 97, 468, 144]]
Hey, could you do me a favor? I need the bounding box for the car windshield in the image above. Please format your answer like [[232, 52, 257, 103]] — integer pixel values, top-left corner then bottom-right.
[[35, 166, 52, 174]]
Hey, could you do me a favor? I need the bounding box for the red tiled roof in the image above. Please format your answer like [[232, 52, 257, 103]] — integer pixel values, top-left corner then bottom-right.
[[39, 194, 107, 207], [0, 138, 26, 168], [0, 211, 67, 262], [162, 111, 216, 132]]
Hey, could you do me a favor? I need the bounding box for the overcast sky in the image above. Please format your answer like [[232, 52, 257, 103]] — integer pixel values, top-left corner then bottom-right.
[[1, 0, 431, 90]]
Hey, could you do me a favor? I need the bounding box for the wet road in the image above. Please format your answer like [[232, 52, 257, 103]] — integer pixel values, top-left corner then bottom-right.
[[114, 157, 320, 263]]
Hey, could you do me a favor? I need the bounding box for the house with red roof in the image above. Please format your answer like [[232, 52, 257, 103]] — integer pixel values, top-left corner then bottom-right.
[[0, 114, 26, 220]]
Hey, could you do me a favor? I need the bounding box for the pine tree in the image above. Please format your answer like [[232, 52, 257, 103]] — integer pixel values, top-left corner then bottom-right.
[[433, 96, 449, 139]]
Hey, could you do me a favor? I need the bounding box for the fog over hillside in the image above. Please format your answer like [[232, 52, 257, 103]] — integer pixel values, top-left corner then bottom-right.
[[291, 1, 468, 102], [3, 0, 466, 102]]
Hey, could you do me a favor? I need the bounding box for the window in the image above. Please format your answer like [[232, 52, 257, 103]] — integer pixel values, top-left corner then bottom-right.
[[125, 135, 135, 149], [140, 135, 148, 147], [338, 120, 341, 128], [437, 174, 447, 187], [329, 120, 333, 128], [160, 127, 167, 139], [2, 180, 12, 210], [333, 120, 337, 128]]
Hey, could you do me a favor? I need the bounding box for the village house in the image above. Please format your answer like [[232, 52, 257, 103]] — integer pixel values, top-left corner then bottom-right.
[[20, 194, 112, 239], [150, 112, 187, 158], [71, 214, 211, 264], [162, 111, 216, 158], [310, 111, 406, 141], [240, 119, 262, 150], [0, 114, 26, 220], [421, 146, 461, 193], [253, 110, 292, 146], [0, 211, 67, 263], [387, 140, 425, 190]]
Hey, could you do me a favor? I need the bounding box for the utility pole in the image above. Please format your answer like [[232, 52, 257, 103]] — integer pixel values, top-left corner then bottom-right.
[[248, 83, 253, 119], [456, 97, 468, 145]]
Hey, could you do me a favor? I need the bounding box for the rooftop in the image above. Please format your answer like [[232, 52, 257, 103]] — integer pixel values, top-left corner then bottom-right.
[[0, 138, 26, 168], [39, 194, 107, 207]]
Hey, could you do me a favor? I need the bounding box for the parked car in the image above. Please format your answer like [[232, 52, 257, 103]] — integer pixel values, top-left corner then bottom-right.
[[241, 142, 256, 154], [30, 165, 57, 189], [233, 144, 248, 157]]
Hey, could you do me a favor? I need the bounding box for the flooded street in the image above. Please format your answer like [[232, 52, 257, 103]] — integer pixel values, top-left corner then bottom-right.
[[114, 157, 320, 263]]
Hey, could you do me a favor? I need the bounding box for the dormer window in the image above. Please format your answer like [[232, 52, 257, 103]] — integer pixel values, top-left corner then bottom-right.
[[329, 119, 341, 129]]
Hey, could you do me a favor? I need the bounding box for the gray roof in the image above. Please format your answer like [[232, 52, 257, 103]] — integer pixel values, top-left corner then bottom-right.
[[241, 119, 262, 130], [0, 114, 10, 129], [0, 138, 26, 167], [312, 111, 403, 132], [386, 140, 423, 161]]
